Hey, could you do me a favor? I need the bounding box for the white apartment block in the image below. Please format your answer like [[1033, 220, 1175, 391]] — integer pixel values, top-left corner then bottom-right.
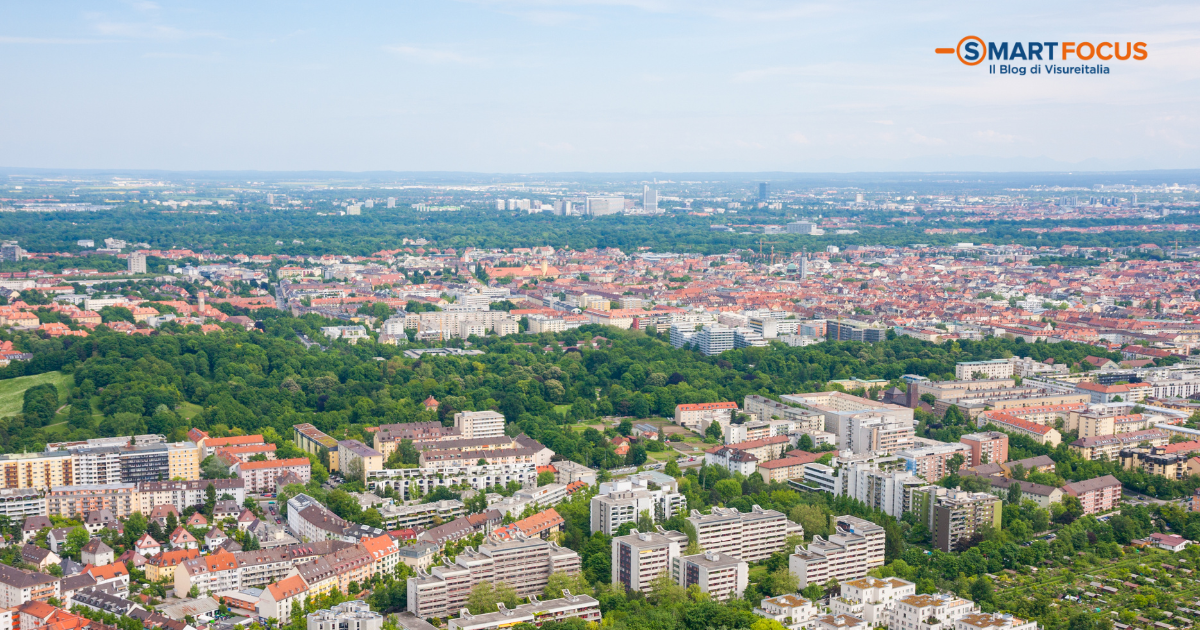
[[686, 505, 800, 562], [842, 461, 926, 518], [756, 594, 820, 630], [611, 529, 687, 593], [407, 538, 581, 618], [590, 478, 685, 536], [365, 463, 537, 501], [846, 414, 915, 455], [695, 324, 735, 356], [954, 360, 1014, 381], [832, 577, 916, 624], [671, 551, 748, 602], [743, 396, 826, 434], [887, 593, 978, 630], [449, 593, 601, 630], [953, 613, 1039, 630], [454, 411, 506, 439], [789, 515, 885, 588]]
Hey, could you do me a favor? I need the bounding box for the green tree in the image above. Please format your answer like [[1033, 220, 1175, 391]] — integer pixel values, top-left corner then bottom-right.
[[714, 478, 742, 504], [543, 571, 592, 599], [705, 421, 723, 441], [1007, 482, 1023, 505], [537, 471, 556, 487], [465, 581, 519, 614]]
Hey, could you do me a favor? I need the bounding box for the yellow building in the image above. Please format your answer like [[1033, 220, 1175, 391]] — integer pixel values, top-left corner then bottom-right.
[[293, 423, 340, 471], [167, 442, 202, 480], [0, 451, 74, 490]]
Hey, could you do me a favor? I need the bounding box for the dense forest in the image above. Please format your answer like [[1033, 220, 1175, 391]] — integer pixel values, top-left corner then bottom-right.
[[0, 309, 1127, 458]]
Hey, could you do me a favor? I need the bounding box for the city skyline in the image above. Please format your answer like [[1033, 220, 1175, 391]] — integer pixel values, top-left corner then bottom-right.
[[1, 1, 1198, 173]]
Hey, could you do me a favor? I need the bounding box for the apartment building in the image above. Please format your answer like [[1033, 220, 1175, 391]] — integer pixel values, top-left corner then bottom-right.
[[845, 414, 915, 455], [826, 319, 887, 343], [781, 392, 913, 449], [372, 422, 461, 459], [294, 423, 342, 470], [896, 443, 972, 482], [674, 402, 738, 432], [45, 484, 138, 518], [910, 488, 1002, 552], [744, 395, 826, 434], [232, 458, 311, 493], [1062, 475, 1122, 514], [174, 540, 353, 597], [977, 412, 1062, 447], [453, 411, 506, 439], [687, 505, 798, 562], [789, 516, 885, 588], [671, 551, 748, 602], [0, 565, 59, 607], [0, 452, 73, 490], [307, 601, 382, 630], [448, 592, 601, 630], [375, 500, 465, 531], [756, 594, 819, 630], [832, 577, 917, 624], [888, 593, 978, 630], [137, 479, 246, 514], [1069, 429, 1169, 460], [954, 360, 1014, 381], [953, 613, 1039, 630], [287, 493, 384, 543], [0, 488, 46, 520], [406, 538, 581, 618], [841, 459, 926, 518], [591, 477, 685, 536], [365, 463, 536, 501], [611, 529, 686, 593], [757, 452, 825, 484], [294, 543, 375, 598], [338, 440, 383, 480], [958, 432, 1008, 467]]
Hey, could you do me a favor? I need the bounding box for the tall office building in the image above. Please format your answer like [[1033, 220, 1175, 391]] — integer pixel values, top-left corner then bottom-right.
[[387, 197, 396, 208], [643, 186, 658, 213], [798, 256, 809, 279], [585, 196, 624, 216], [758, 183, 769, 200], [266, 193, 275, 205], [128, 252, 147, 274]]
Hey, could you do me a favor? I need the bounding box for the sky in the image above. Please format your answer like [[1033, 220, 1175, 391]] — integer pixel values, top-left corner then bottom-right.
[[2, 1, 1199, 173]]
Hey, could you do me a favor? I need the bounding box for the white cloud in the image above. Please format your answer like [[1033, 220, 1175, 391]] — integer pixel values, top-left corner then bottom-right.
[[383, 45, 485, 65], [788, 132, 810, 144]]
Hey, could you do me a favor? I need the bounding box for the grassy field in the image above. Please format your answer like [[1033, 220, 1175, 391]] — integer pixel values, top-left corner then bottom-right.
[[0, 371, 72, 418], [177, 401, 204, 420]]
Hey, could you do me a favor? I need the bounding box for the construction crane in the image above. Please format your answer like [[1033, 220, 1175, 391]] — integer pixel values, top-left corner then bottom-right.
[[758, 239, 781, 266]]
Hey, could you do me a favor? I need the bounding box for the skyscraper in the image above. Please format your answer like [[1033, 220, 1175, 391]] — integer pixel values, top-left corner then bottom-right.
[[387, 197, 396, 208], [758, 183, 768, 201], [266, 193, 275, 205], [643, 186, 658, 213]]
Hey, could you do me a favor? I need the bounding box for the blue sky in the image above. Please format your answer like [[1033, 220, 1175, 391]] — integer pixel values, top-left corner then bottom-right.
[[1, 1, 1198, 172]]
